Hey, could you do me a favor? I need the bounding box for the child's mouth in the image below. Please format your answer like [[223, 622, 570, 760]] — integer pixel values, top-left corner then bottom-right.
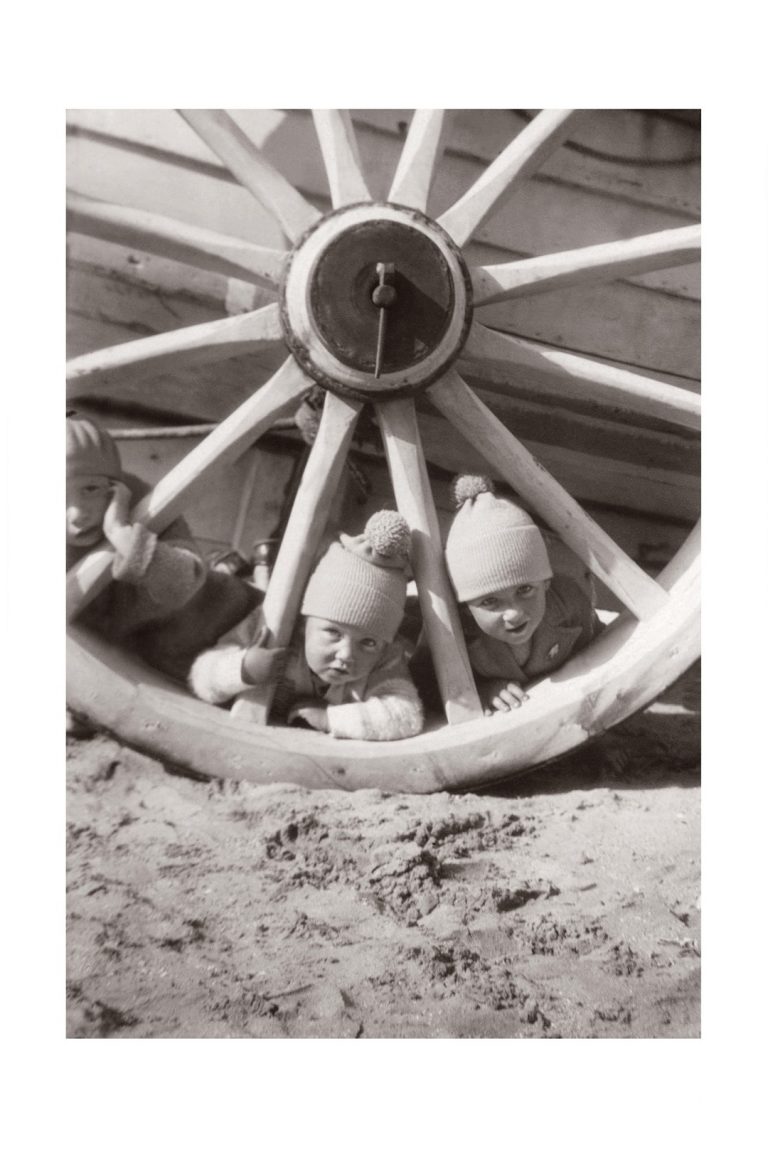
[[504, 620, 528, 635]]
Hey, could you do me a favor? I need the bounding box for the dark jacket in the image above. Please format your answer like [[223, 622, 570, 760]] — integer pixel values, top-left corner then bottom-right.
[[67, 472, 260, 682]]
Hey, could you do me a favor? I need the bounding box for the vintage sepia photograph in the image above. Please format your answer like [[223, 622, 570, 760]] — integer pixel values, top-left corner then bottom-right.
[[65, 107, 701, 1040]]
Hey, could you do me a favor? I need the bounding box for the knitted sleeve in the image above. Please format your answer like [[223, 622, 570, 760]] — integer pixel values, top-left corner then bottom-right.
[[112, 513, 206, 610], [326, 645, 424, 741], [187, 608, 264, 705]]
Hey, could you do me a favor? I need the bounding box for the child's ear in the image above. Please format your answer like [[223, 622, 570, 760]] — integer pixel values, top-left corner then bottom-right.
[[543, 578, 552, 592]]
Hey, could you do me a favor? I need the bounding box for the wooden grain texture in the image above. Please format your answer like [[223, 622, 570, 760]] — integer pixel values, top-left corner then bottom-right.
[[67, 109, 699, 292], [66, 122, 700, 378], [311, 110, 372, 208], [376, 398, 483, 723], [429, 371, 669, 620], [230, 392, 362, 724], [67, 191, 287, 290], [472, 224, 701, 305], [66, 302, 284, 395], [178, 109, 321, 242], [67, 357, 312, 621], [460, 322, 701, 431], [388, 110, 449, 212], [438, 110, 579, 247]]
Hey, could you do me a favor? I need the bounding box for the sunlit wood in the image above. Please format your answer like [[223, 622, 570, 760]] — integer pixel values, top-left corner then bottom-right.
[[66, 302, 284, 396], [460, 321, 701, 431], [67, 191, 288, 289], [438, 109, 578, 247], [67, 357, 312, 621], [388, 110, 449, 212], [231, 391, 363, 724], [179, 109, 320, 242], [430, 370, 669, 620], [376, 398, 483, 723], [311, 110, 372, 207], [471, 224, 701, 305]]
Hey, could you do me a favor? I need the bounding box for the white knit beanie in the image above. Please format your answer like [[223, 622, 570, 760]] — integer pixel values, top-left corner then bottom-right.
[[66, 412, 122, 480], [301, 510, 411, 642], [445, 475, 552, 602]]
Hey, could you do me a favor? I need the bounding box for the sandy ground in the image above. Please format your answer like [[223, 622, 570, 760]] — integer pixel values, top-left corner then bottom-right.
[[66, 662, 699, 1040]]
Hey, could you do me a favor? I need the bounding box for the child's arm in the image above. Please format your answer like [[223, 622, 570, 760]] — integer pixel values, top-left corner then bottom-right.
[[188, 621, 287, 706], [321, 646, 424, 741], [104, 481, 205, 609]]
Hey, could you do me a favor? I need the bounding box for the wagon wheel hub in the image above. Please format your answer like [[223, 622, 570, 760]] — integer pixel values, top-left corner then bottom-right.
[[280, 203, 473, 400]]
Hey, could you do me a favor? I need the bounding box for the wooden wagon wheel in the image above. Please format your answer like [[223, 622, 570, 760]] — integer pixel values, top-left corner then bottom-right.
[[66, 109, 700, 792]]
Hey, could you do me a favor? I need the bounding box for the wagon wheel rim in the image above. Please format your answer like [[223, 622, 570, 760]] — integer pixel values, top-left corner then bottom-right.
[[66, 108, 700, 777]]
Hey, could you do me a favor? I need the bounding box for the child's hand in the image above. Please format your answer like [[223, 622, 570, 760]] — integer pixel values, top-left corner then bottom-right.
[[102, 481, 134, 555], [482, 679, 529, 715], [241, 626, 288, 686], [287, 699, 330, 732]]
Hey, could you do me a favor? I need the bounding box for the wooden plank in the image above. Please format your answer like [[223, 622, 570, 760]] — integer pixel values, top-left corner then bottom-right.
[[67, 357, 313, 621], [438, 110, 580, 247], [460, 322, 701, 430], [66, 302, 284, 395], [388, 110, 449, 212], [429, 371, 670, 620], [311, 110, 372, 207], [66, 127, 700, 378], [178, 109, 321, 242], [352, 108, 701, 216], [67, 191, 288, 290], [231, 391, 363, 724], [67, 110, 700, 295], [472, 225, 701, 305], [376, 398, 483, 724]]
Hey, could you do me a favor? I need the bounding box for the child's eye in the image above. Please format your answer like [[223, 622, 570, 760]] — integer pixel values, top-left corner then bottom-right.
[[361, 638, 378, 650], [480, 597, 498, 609], [324, 627, 340, 639], [518, 585, 534, 596]]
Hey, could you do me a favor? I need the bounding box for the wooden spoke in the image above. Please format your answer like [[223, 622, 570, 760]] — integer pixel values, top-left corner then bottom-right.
[[430, 370, 670, 620], [471, 224, 702, 306], [67, 357, 312, 621], [67, 191, 288, 290], [311, 110, 372, 208], [231, 391, 363, 724], [438, 110, 578, 248], [388, 110, 449, 212], [461, 321, 701, 431], [178, 109, 320, 243], [376, 398, 483, 724], [66, 302, 284, 397]]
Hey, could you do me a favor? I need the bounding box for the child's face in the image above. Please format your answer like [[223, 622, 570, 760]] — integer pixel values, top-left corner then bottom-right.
[[66, 474, 112, 548], [467, 579, 550, 649], [304, 616, 385, 685]]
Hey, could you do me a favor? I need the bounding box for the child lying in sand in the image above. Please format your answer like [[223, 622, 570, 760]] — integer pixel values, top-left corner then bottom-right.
[[189, 511, 424, 741], [66, 412, 259, 681], [444, 475, 603, 715]]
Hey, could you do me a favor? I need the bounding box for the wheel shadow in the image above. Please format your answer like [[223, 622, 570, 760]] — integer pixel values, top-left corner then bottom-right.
[[482, 660, 700, 798]]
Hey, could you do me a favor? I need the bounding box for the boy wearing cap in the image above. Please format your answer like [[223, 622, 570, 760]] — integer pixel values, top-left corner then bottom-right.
[[67, 412, 259, 681], [444, 476, 602, 715], [189, 511, 424, 741]]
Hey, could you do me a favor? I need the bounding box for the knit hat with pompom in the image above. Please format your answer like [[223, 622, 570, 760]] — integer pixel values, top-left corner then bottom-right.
[[66, 412, 122, 480], [445, 475, 552, 602], [301, 510, 411, 641]]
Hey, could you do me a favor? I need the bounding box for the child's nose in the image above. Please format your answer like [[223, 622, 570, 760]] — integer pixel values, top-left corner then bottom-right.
[[503, 605, 523, 622], [335, 637, 353, 661]]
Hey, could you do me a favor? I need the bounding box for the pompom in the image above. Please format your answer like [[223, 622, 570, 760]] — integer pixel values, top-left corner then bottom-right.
[[365, 509, 411, 558], [452, 474, 495, 509]]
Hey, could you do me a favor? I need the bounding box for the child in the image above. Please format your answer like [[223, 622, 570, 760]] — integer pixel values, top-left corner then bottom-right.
[[67, 412, 260, 681], [444, 475, 603, 715], [189, 510, 424, 741]]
